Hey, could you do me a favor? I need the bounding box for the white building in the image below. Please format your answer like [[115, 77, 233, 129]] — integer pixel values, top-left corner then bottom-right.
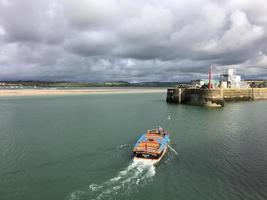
[[220, 69, 247, 88]]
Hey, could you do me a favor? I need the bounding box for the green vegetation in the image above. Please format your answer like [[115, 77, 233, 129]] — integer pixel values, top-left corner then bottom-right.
[[0, 80, 183, 88]]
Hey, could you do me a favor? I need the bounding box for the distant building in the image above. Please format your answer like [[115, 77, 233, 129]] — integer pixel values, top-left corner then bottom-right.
[[220, 69, 248, 88], [191, 79, 220, 88], [191, 68, 253, 89]]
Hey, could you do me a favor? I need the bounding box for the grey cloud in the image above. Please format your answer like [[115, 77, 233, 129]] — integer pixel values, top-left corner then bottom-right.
[[0, 0, 267, 81], [0, 0, 67, 44], [64, 31, 117, 56]]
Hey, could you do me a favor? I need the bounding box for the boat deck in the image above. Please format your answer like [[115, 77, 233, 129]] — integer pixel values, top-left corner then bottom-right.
[[133, 129, 168, 155]]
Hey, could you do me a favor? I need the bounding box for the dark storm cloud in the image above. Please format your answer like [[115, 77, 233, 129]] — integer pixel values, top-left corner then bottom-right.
[[0, 0, 267, 81], [0, 0, 67, 44]]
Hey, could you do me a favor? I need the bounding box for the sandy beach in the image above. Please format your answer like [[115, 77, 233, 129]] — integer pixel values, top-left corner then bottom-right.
[[0, 88, 166, 96]]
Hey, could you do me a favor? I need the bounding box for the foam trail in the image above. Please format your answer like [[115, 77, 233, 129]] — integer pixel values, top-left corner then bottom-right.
[[67, 160, 155, 200]]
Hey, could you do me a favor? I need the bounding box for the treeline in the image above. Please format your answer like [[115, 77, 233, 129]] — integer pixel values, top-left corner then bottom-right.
[[0, 80, 184, 88]]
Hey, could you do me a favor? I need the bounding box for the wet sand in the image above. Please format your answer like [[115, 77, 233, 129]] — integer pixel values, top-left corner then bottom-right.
[[0, 88, 166, 96]]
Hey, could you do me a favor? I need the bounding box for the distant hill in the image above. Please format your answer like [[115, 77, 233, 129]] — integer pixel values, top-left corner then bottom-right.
[[132, 82, 188, 87], [0, 80, 186, 88]]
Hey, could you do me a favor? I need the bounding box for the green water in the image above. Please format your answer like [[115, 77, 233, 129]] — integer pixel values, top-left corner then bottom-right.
[[0, 93, 267, 200]]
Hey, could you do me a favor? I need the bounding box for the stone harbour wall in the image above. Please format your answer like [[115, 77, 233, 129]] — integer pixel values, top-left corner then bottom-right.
[[166, 88, 267, 107]]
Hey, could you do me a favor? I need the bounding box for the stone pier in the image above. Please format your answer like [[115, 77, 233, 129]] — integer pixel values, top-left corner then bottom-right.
[[166, 88, 267, 107]]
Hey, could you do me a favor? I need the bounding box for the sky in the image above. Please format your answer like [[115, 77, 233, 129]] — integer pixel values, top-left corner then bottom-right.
[[0, 0, 267, 82]]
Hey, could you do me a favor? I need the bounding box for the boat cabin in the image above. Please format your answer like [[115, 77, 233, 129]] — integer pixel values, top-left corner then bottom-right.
[[133, 127, 168, 157]]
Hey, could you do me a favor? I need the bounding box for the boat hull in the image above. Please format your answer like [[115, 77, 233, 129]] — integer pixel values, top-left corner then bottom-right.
[[133, 145, 168, 166]]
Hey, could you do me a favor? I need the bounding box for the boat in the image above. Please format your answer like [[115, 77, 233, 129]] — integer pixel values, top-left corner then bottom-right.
[[133, 127, 170, 165]]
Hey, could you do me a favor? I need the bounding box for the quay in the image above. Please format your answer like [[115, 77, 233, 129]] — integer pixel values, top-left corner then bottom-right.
[[166, 68, 267, 107], [166, 88, 267, 107]]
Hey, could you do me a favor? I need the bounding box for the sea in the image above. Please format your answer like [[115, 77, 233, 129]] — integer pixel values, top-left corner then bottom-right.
[[0, 92, 267, 200]]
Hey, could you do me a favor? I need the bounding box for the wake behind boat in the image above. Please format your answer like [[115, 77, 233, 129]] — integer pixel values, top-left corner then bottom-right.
[[133, 127, 170, 165]]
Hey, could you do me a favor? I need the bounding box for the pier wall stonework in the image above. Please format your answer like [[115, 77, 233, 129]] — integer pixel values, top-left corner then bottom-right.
[[182, 89, 223, 107], [166, 88, 267, 107], [222, 88, 267, 101], [253, 88, 267, 99]]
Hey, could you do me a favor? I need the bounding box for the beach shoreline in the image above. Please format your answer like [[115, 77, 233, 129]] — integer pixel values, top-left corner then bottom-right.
[[0, 88, 166, 96]]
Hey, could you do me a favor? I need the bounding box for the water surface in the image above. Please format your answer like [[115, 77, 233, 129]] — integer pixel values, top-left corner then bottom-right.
[[0, 93, 267, 200]]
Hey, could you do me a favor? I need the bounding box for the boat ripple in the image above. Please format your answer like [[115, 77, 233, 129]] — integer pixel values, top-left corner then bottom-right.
[[67, 160, 155, 200]]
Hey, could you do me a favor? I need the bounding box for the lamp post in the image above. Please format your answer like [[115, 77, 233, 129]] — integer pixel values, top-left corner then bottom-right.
[[208, 66, 212, 89]]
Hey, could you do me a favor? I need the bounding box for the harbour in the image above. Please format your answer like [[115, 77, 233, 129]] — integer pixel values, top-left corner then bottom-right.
[[167, 68, 267, 107], [166, 88, 267, 107], [1, 1, 267, 199]]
